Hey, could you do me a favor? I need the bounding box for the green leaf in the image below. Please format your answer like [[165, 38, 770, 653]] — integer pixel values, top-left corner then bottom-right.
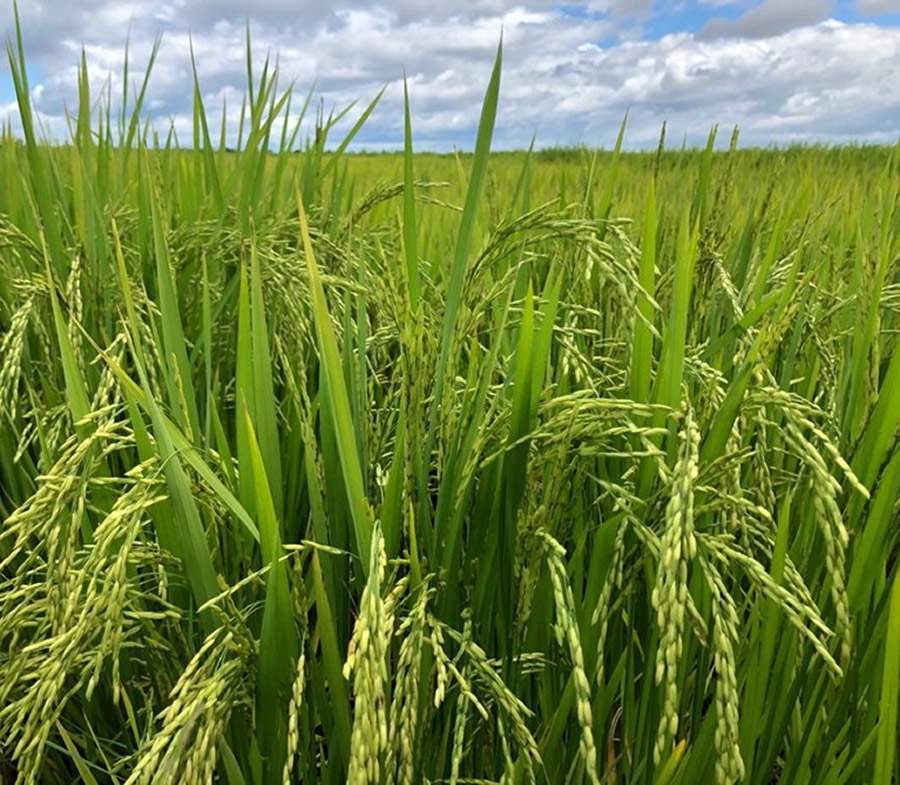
[[431, 38, 503, 432], [402, 75, 421, 311], [873, 567, 900, 784], [630, 178, 657, 404], [144, 152, 201, 440], [297, 193, 372, 569], [244, 407, 298, 785], [250, 235, 284, 519]]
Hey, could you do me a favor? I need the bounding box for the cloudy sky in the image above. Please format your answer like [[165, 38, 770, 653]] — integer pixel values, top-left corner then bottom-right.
[[1, 0, 899, 150]]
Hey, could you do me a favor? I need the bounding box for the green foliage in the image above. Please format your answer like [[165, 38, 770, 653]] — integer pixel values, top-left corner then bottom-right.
[[0, 20, 898, 785]]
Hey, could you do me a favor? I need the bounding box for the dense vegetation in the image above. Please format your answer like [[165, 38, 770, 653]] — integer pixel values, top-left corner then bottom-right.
[[1, 20, 898, 785]]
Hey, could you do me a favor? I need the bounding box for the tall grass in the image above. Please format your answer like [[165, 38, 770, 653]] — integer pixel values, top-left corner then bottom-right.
[[1, 17, 899, 785]]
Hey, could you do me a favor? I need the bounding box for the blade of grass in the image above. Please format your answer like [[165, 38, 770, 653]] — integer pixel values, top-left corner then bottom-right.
[[296, 191, 372, 569]]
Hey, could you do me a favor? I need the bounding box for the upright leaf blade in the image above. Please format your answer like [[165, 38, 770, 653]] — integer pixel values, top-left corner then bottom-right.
[[297, 193, 371, 568]]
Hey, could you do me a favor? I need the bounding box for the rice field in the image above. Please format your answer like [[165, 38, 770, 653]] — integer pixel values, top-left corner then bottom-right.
[[1, 20, 899, 785]]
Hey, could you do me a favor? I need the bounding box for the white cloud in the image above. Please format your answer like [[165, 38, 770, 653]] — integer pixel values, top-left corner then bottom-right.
[[1, 2, 899, 150]]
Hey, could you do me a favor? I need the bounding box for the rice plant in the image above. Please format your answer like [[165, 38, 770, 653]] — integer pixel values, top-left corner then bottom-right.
[[1, 14, 898, 785]]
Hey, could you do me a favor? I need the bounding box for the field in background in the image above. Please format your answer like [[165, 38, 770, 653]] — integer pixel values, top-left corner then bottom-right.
[[1, 23, 899, 785]]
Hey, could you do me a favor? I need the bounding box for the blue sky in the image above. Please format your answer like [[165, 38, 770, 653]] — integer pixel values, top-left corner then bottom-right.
[[1, 1, 899, 150]]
